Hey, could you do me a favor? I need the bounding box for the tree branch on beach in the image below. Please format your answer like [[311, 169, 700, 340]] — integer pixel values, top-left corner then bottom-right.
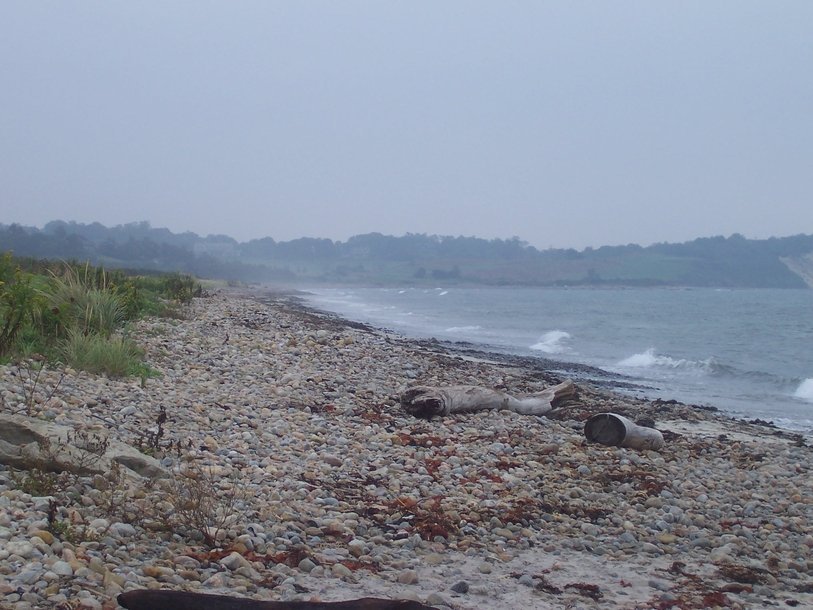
[[118, 590, 434, 610]]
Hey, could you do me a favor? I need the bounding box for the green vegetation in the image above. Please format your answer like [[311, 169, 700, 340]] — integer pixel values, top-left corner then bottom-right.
[[0, 253, 202, 376], [59, 330, 145, 377]]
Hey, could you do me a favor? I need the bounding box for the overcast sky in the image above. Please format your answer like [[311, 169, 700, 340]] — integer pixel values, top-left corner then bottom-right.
[[1, 2, 811, 249]]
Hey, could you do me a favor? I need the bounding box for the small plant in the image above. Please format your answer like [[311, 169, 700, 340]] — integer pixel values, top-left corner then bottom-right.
[[46, 499, 98, 544], [159, 460, 247, 548], [65, 428, 111, 473], [136, 406, 168, 456], [10, 468, 61, 497], [95, 461, 146, 527]]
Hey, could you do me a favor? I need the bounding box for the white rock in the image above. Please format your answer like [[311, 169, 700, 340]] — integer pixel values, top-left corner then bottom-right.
[[52, 561, 74, 577], [219, 551, 250, 571]]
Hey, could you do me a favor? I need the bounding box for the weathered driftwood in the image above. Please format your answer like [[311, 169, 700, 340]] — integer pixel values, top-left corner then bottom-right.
[[117, 590, 434, 610], [400, 379, 576, 418], [583, 413, 664, 451]]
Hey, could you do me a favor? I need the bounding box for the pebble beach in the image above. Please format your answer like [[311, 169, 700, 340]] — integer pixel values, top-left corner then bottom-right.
[[1, 288, 811, 609]]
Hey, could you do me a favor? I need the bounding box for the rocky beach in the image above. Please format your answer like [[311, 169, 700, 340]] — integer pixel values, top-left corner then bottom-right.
[[0, 288, 811, 609]]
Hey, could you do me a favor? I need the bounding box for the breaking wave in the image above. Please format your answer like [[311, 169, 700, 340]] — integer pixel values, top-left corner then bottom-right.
[[794, 378, 813, 402], [617, 348, 714, 373], [445, 325, 482, 333], [530, 330, 572, 354]]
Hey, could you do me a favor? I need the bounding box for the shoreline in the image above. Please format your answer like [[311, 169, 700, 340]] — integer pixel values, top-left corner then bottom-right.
[[0, 288, 811, 609], [277, 286, 809, 439]]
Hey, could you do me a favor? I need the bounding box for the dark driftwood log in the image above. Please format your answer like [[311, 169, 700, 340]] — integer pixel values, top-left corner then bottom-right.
[[118, 590, 434, 610], [400, 379, 576, 418], [583, 413, 665, 450]]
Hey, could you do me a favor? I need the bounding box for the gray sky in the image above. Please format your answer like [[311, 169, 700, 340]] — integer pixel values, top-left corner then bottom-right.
[[2, 2, 811, 249]]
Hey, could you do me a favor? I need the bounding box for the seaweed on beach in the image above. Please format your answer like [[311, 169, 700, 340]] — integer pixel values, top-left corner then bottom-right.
[[717, 563, 769, 584], [565, 582, 603, 600]]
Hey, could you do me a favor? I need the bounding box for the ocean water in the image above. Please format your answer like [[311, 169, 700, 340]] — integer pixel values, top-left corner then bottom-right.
[[303, 286, 813, 433]]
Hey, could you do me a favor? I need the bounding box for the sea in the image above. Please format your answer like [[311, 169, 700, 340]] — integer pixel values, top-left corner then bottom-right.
[[302, 286, 813, 434]]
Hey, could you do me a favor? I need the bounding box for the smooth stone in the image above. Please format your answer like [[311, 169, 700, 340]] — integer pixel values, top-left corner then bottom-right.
[[347, 539, 366, 557], [202, 573, 231, 587], [109, 523, 137, 538], [17, 570, 41, 585], [89, 518, 109, 531], [397, 569, 419, 584], [331, 563, 353, 578], [450, 581, 469, 594], [220, 552, 251, 571], [6, 541, 35, 559], [518, 574, 534, 587], [426, 592, 450, 606], [51, 561, 74, 577], [31, 530, 55, 545]]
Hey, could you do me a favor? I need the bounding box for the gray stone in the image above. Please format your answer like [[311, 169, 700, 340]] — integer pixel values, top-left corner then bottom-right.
[[426, 592, 450, 606], [6, 541, 35, 559], [518, 574, 534, 587], [109, 522, 137, 538], [51, 561, 73, 577], [0, 414, 167, 479], [331, 563, 353, 578], [450, 580, 469, 594], [17, 569, 42, 585], [219, 552, 250, 571]]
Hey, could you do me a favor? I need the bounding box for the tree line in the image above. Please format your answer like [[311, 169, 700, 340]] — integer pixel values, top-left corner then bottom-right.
[[1, 220, 811, 287]]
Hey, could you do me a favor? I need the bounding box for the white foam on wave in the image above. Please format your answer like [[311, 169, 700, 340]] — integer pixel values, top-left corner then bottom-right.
[[438, 290, 449, 296], [794, 378, 813, 402], [445, 325, 482, 333], [530, 330, 571, 354], [618, 348, 713, 372]]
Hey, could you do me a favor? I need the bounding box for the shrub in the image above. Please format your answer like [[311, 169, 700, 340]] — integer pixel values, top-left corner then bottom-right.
[[160, 273, 202, 303], [0, 253, 38, 356]]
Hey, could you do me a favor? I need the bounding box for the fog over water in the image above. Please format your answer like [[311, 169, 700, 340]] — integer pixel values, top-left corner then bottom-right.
[[2, 2, 812, 248]]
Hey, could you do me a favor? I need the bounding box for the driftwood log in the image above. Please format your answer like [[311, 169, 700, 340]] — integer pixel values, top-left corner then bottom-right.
[[583, 413, 665, 450], [400, 379, 576, 418], [117, 590, 434, 610]]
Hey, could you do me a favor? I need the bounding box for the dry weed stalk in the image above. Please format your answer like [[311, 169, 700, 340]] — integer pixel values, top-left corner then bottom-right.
[[7, 358, 65, 415], [159, 460, 248, 547]]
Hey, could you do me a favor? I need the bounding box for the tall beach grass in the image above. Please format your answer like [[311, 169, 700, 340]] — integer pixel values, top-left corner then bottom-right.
[[59, 329, 144, 377]]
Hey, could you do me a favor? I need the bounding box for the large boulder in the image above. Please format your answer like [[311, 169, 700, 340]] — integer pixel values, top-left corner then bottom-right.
[[0, 414, 167, 479]]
